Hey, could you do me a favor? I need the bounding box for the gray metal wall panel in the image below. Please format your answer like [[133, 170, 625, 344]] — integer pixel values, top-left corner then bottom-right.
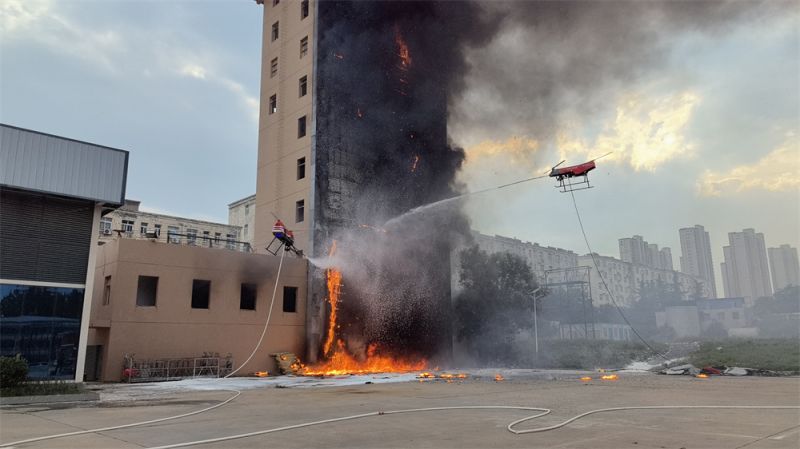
[[0, 125, 127, 205], [0, 188, 93, 284]]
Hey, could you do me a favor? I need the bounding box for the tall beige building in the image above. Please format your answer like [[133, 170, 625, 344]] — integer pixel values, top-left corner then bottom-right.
[[721, 228, 772, 305], [768, 244, 799, 292], [254, 0, 314, 255], [679, 225, 717, 298], [228, 194, 256, 247]]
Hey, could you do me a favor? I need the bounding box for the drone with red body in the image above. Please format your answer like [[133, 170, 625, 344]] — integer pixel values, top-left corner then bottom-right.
[[548, 152, 612, 192]]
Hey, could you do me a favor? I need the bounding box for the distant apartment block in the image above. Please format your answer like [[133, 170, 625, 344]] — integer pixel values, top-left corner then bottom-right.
[[768, 244, 800, 291], [98, 200, 246, 251], [578, 253, 712, 307], [721, 228, 772, 305], [679, 225, 717, 298], [465, 232, 578, 283], [228, 194, 256, 247], [619, 235, 673, 270]]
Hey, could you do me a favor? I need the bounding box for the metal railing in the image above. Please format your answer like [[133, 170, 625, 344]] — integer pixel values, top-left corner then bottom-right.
[[100, 230, 252, 253], [122, 353, 234, 383]]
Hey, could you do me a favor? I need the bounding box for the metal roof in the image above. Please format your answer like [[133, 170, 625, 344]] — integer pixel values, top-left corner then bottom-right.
[[0, 124, 128, 205]]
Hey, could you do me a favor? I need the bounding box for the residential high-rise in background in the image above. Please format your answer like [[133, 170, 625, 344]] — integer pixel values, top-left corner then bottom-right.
[[679, 225, 717, 298], [767, 244, 799, 292], [619, 235, 673, 270], [721, 228, 772, 305]]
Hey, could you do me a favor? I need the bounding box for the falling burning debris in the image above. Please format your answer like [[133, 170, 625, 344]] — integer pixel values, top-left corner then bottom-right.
[[696, 373, 709, 379], [322, 242, 342, 357], [600, 374, 619, 381], [494, 374, 505, 382], [580, 376, 592, 382], [416, 372, 468, 381], [394, 25, 412, 70], [254, 371, 269, 377], [418, 372, 435, 379], [410, 155, 420, 172]]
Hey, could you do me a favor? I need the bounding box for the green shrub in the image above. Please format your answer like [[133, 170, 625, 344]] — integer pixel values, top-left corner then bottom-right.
[[0, 380, 83, 397], [0, 356, 29, 388], [689, 339, 800, 372]]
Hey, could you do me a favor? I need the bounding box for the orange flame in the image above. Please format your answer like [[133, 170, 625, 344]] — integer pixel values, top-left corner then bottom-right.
[[303, 340, 426, 376], [418, 372, 435, 378], [696, 373, 709, 379], [395, 26, 412, 70], [494, 374, 504, 382], [411, 155, 420, 172], [600, 374, 619, 381], [322, 241, 341, 356], [580, 376, 592, 382], [254, 371, 269, 377]]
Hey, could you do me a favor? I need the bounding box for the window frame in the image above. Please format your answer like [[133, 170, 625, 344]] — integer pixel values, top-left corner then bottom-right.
[[136, 275, 159, 307], [300, 36, 308, 57], [283, 286, 298, 313], [297, 115, 307, 138], [240, 283, 257, 310], [191, 279, 211, 309], [271, 21, 279, 42], [270, 57, 278, 78], [297, 157, 306, 180], [269, 94, 277, 114], [295, 199, 305, 223], [299, 75, 307, 97]]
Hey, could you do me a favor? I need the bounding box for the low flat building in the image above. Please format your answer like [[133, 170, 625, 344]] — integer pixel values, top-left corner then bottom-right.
[[466, 232, 578, 283], [87, 238, 307, 381], [99, 200, 246, 252], [0, 124, 127, 381]]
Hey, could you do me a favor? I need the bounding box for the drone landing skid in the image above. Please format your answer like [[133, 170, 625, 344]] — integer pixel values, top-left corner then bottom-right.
[[556, 175, 593, 193], [265, 236, 304, 257]]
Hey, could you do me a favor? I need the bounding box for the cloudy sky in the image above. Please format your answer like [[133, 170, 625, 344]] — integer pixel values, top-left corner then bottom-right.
[[2, 0, 798, 294]]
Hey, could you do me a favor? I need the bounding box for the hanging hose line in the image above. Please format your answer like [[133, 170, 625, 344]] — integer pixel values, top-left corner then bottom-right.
[[569, 190, 668, 360], [226, 246, 287, 377]]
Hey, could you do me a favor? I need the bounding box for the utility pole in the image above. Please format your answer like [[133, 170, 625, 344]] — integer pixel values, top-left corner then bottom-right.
[[531, 287, 542, 355]]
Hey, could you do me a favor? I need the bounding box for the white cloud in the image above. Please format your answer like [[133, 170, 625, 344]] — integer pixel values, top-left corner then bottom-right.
[[697, 138, 800, 196], [557, 90, 699, 171], [180, 64, 207, 80]]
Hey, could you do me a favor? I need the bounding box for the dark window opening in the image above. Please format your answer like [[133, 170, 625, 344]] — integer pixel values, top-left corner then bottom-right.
[[270, 57, 278, 78], [191, 279, 211, 309], [240, 283, 257, 310], [300, 36, 308, 57], [271, 21, 279, 41], [136, 276, 158, 307], [103, 276, 111, 305], [295, 199, 305, 223], [269, 94, 277, 114], [301, 0, 309, 19], [283, 286, 297, 312], [297, 157, 306, 180], [299, 75, 307, 97], [297, 115, 306, 138], [273, 0, 280, 6]]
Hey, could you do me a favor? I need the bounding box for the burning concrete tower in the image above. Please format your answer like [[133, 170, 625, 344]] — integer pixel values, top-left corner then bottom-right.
[[253, 1, 487, 366]]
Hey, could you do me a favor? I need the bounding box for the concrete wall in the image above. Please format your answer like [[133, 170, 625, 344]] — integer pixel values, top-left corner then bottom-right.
[[89, 239, 307, 381]]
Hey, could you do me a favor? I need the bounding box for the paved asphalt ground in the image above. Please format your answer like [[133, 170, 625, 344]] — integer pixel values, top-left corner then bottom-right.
[[1, 374, 798, 449]]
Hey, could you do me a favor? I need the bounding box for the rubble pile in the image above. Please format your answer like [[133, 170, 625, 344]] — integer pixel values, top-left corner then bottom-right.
[[659, 363, 782, 377]]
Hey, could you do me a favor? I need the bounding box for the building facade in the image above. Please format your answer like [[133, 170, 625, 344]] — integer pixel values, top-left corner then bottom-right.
[[88, 238, 307, 381], [228, 194, 256, 247], [619, 235, 673, 270], [467, 232, 579, 283], [678, 225, 717, 298], [721, 228, 772, 305], [99, 200, 246, 252], [767, 244, 799, 292], [578, 253, 711, 307], [0, 124, 127, 381]]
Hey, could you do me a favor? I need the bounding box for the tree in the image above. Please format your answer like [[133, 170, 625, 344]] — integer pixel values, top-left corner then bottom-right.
[[454, 246, 538, 364]]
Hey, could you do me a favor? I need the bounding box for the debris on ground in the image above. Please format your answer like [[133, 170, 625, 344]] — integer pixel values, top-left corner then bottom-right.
[[658, 364, 783, 377], [272, 352, 303, 375]]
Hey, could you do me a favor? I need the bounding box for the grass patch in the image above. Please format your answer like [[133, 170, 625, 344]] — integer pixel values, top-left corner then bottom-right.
[[0, 380, 84, 397], [530, 339, 666, 370], [689, 339, 800, 372]]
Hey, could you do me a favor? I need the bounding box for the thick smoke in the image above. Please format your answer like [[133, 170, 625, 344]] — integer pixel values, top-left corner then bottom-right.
[[309, 1, 500, 363], [452, 0, 790, 145]]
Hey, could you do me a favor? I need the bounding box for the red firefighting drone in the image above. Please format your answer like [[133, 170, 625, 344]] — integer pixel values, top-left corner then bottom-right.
[[266, 219, 304, 256], [548, 152, 612, 192]]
